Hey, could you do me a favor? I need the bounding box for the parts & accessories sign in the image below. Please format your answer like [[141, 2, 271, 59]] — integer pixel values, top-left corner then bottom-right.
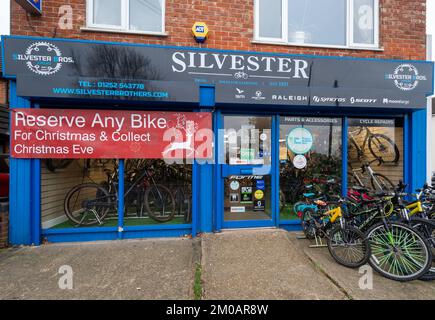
[[11, 109, 212, 159]]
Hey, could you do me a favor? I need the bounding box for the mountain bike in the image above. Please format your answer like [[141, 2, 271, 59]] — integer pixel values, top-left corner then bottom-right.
[[359, 192, 433, 282], [300, 198, 370, 268], [64, 164, 175, 226], [349, 158, 395, 192], [348, 126, 400, 164]]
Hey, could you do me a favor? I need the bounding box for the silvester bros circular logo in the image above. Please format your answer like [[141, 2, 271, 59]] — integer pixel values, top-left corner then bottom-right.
[[386, 64, 427, 91], [17, 42, 74, 76]]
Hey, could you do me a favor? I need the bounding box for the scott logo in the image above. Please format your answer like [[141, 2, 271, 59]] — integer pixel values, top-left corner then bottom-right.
[[13, 42, 74, 76]]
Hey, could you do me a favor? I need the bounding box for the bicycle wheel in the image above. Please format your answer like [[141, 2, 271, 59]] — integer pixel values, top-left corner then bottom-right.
[[409, 218, 435, 281], [64, 183, 112, 226], [144, 184, 176, 222], [370, 173, 395, 192], [368, 134, 400, 164], [367, 221, 432, 281], [327, 225, 370, 268], [46, 159, 74, 172], [348, 139, 361, 162]]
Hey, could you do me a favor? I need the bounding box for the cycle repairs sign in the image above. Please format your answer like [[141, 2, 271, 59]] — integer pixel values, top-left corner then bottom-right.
[[11, 109, 213, 159]]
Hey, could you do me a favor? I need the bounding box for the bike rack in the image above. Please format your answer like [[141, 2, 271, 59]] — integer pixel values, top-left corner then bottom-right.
[[296, 232, 327, 248]]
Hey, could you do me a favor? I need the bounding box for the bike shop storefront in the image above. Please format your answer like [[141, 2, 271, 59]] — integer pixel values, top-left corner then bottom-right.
[[1, 35, 433, 245]]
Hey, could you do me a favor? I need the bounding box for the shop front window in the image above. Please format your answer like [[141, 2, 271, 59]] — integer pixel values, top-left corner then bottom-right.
[[123, 159, 192, 226], [347, 118, 403, 191], [41, 159, 118, 229], [279, 117, 342, 221], [41, 158, 192, 230]]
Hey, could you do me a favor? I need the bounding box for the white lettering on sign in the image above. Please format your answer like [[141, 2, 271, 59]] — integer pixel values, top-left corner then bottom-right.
[[171, 52, 309, 78]]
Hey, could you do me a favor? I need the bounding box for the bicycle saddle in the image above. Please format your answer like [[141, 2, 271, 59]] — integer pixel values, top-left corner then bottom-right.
[[350, 185, 369, 192]]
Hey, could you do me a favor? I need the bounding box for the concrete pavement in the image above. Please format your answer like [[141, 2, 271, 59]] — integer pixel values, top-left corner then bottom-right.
[[0, 229, 433, 300], [0, 238, 197, 299], [201, 229, 347, 300]]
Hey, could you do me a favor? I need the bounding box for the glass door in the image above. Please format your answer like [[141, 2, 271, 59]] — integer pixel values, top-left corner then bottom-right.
[[220, 115, 276, 228]]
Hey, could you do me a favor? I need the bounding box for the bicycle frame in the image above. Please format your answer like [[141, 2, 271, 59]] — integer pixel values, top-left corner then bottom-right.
[[349, 126, 373, 157]]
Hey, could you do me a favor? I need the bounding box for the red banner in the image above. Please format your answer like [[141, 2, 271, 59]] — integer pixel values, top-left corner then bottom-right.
[[11, 109, 213, 159]]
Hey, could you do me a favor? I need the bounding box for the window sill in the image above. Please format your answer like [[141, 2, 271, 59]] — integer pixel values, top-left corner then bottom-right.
[[81, 27, 169, 37], [251, 40, 384, 52]]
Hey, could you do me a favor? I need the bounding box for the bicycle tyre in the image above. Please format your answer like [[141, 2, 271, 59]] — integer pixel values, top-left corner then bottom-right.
[[64, 183, 111, 226], [409, 218, 435, 281], [368, 134, 400, 164], [144, 184, 176, 222], [370, 173, 395, 192], [46, 159, 74, 172], [327, 225, 370, 268], [367, 221, 432, 282]]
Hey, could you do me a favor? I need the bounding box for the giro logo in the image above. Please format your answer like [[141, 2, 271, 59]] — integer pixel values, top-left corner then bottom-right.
[[385, 64, 427, 91], [13, 42, 74, 76]]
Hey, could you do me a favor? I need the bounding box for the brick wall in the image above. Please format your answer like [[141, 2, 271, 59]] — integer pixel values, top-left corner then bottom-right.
[[10, 0, 427, 61], [0, 79, 7, 105], [0, 202, 8, 248]]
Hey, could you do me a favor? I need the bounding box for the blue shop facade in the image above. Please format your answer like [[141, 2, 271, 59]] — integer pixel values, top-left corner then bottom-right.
[[1, 35, 434, 245]]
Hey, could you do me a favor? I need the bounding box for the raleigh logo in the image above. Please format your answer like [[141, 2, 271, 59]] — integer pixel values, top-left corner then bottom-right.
[[385, 64, 427, 91], [13, 42, 74, 76]]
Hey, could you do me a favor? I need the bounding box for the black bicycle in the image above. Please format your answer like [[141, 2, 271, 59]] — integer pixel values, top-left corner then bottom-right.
[[64, 165, 175, 226], [348, 126, 400, 164]]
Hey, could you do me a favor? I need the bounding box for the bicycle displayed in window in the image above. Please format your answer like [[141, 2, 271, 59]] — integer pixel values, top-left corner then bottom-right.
[[348, 158, 395, 192], [64, 160, 177, 226], [348, 126, 400, 164]]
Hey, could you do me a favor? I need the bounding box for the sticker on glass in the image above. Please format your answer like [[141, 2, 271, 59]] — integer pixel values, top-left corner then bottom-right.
[[287, 127, 313, 154], [293, 154, 307, 169], [230, 181, 240, 191]]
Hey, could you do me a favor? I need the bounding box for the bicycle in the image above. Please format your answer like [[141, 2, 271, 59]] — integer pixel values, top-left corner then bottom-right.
[[64, 163, 176, 226], [349, 158, 395, 192], [348, 126, 400, 164], [301, 198, 370, 268], [352, 192, 433, 282]]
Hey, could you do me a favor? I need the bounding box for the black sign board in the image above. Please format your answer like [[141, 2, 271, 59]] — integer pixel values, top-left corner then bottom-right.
[[1, 36, 433, 107]]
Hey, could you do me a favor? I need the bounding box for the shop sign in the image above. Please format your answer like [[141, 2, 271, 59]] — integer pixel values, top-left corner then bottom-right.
[[11, 109, 212, 159], [286, 127, 313, 155], [2, 36, 433, 108], [15, 0, 42, 15]]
